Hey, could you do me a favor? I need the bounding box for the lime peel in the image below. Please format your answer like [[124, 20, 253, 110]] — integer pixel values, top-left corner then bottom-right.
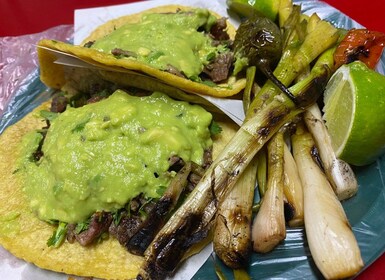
[[227, 0, 280, 21]]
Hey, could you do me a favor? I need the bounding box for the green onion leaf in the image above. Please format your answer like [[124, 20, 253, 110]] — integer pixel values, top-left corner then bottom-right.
[[233, 269, 251, 280]]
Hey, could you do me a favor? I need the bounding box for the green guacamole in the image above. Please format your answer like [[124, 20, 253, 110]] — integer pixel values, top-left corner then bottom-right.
[[90, 9, 227, 79], [20, 90, 213, 223]]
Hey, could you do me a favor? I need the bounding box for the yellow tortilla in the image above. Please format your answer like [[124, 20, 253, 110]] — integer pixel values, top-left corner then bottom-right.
[[37, 5, 246, 97], [0, 98, 237, 279]]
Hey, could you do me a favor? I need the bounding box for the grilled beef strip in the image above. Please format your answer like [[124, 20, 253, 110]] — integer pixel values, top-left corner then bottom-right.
[[209, 17, 230, 41], [66, 211, 113, 246], [109, 213, 143, 246], [203, 52, 234, 82]]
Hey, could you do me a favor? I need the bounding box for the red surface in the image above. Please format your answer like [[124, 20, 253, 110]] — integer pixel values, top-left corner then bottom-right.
[[321, 0, 385, 34], [0, 0, 384, 279], [0, 0, 141, 36]]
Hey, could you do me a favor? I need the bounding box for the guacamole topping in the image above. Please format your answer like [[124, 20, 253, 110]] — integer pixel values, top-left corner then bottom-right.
[[20, 90, 213, 223], [90, 9, 227, 79]]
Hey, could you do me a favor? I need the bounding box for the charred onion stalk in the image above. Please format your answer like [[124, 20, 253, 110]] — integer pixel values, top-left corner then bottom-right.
[[280, 4, 303, 48], [242, 66, 258, 112], [297, 45, 358, 201], [279, 43, 338, 228], [282, 141, 304, 227], [214, 12, 287, 263], [213, 61, 258, 269], [213, 157, 257, 268], [125, 162, 193, 255], [233, 268, 251, 280], [256, 146, 267, 196], [252, 131, 286, 253], [278, 0, 294, 27], [212, 64, 258, 270], [304, 105, 358, 200], [292, 122, 363, 279]]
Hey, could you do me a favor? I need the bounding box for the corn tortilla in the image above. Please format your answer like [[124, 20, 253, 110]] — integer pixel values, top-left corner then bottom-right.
[[37, 5, 246, 97], [0, 98, 237, 279]]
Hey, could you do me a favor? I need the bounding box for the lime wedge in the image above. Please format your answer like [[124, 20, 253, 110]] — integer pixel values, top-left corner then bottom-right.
[[323, 61, 385, 166], [227, 0, 280, 21]]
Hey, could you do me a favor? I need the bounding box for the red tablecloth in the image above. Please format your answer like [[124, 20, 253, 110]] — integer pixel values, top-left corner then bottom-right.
[[0, 0, 384, 279], [1, 0, 385, 36]]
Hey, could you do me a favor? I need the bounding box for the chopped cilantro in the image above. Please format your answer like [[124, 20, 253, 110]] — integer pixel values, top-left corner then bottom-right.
[[75, 219, 90, 234], [112, 209, 124, 226], [210, 121, 222, 136], [200, 80, 217, 87], [206, 52, 216, 61], [47, 222, 68, 248], [71, 117, 90, 133], [189, 75, 201, 82], [155, 185, 167, 196], [138, 197, 154, 219], [39, 110, 58, 122], [148, 51, 165, 62]]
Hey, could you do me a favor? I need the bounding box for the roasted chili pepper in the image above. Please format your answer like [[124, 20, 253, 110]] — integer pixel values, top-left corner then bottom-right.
[[334, 28, 385, 69], [233, 16, 297, 102]]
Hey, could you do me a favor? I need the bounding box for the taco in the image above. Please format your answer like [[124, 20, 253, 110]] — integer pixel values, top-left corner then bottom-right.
[[0, 85, 238, 279], [0, 5, 244, 278], [37, 5, 247, 98]]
